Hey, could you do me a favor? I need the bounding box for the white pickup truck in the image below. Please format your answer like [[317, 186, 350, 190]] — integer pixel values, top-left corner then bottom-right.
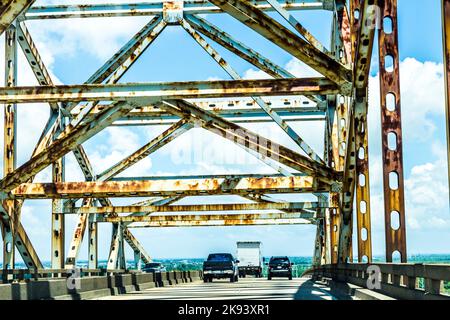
[[236, 241, 263, 278]]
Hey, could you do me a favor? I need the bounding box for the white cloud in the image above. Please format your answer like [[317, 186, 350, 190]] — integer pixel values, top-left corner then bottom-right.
[[367, 58, 450, 234], [368, 58, 445, 141]]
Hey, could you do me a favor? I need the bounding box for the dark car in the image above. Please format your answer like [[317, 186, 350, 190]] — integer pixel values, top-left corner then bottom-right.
[[142, 262, 167, 273], [267, 256, 293, 280], [203, 253, 239, 283]]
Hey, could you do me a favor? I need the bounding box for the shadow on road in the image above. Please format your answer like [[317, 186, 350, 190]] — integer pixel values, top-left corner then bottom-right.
[[293, 279, 336, 300]]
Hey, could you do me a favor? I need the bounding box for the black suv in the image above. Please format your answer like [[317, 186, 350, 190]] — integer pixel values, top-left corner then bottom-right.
[[267, 256, 293, 280], [203, 253, 240, 283]]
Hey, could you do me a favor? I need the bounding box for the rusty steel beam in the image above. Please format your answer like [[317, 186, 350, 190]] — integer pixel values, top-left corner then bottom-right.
[[87, 208, 97, 269], [161, 100, 340, 183], [16, 22, 58, 112], [184, 14, 294, 79], [378, 0, 407, 262], [337, 0, 378, 263], [0, 100, 141, 194], [102, 212, 320, 224], [68, 201, 327, 215], [0, 78, 339, 104], [23, 1, 331, 20], [63, 16, 168, 268], [184, 14, 323, 105], [123, 228, 151, 264], [70, 100, 325, 126], [2, 24, 18, 269], [335, 0, 352, 66], [353, 0, 378, 91], [208, 0, 352, 89], [10, 175, 327, 199], [182, 19, 325, 165], [443, 0, 450, 205], [267, 0, 330, 55], [51, 156, 64, 269], [71, 18, 167, 127], [351, 0, 373, 263], [0, 24, 42, 270], [128, 218, 311, 228], [0, 0, 34, 35], [97, 118, 193, 181], [107, 222, 125, 270]]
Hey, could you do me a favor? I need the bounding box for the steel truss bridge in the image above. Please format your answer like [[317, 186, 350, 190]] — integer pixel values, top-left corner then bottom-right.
[[0, 0, 449, 300]]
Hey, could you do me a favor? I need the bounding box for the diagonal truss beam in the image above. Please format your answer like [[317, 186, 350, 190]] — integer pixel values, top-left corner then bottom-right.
[[123, 228, 151, 264], [161, 100, 339, 183], [181, 19, 325, 165], [0, 0, 34, 35], [184, 14, 294, 79], [16, 22, 58, 112], [64, 16, 168, 267], [208, 0, 352, 88], [0, 100, 139, 194], [266, 0, 329, 54], [96, 118, 193, 182]]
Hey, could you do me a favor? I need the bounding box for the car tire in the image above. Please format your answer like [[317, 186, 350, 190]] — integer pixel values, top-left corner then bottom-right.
[[230, 276, 235, 283], [203, 277, 209, 283], [235, 275, 239, 282], [288, 274, 293, 280], [268, 273, 272, 280]]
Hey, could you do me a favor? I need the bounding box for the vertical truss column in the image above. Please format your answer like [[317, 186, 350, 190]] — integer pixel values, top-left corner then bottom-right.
[[443, 0, 450, 203], [378, 0, 407, 262], [51, 154, 65, 268], [354, 94, 372, 262], [326, 94, 341, 264], [2, 24, 18, 269], [351, 0, 373, 263], [65, 199, 91, 268], [134, 251, 142, 270], [107, 222, 126, 270], [337, 96, 353, 263], [88, 210, 98, 269]]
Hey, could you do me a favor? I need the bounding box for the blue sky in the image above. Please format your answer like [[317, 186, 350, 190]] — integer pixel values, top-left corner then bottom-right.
[[0, 0, 449, 263]]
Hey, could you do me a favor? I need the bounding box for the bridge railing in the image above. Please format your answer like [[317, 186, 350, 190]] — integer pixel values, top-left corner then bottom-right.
[[0, 268, 129, 283], [303, 263, 450, 300]]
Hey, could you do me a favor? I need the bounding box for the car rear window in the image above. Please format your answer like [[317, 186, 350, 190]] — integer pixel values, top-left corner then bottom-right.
[[270, 257, 289, 264], [208, 254, 232, 261], [145, 263, 161, 268]]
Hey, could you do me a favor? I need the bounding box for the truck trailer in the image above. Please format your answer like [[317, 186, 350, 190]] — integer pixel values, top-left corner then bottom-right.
[[236, 241, 263, 278]]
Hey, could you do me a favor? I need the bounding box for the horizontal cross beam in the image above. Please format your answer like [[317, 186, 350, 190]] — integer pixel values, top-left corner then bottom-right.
[[0, 78, 340, 104], [127, 218, 312, 228], [102, 212, 321, 224], [10, 176, 329, 199], [23, 1, 331, 20], [66, 201, 327, 214]]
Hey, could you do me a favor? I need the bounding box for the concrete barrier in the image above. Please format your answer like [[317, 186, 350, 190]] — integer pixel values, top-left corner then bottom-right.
[[0, 270, 203, 300]]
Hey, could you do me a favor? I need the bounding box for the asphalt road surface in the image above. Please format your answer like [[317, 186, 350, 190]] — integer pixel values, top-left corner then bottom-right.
[[95, 277, 338, 300]]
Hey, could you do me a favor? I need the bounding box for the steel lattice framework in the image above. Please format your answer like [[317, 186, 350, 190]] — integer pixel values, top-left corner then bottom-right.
[[0, 0, 446, 272]]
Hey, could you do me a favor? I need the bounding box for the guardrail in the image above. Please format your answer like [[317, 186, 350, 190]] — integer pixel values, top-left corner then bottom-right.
[[303, 263, 450, 300], [0, 268, 127, 283], [0, 269, 203, 299]]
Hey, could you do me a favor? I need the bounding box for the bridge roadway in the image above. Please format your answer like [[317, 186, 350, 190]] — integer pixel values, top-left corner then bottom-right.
[[94, 277, 340, 300]]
